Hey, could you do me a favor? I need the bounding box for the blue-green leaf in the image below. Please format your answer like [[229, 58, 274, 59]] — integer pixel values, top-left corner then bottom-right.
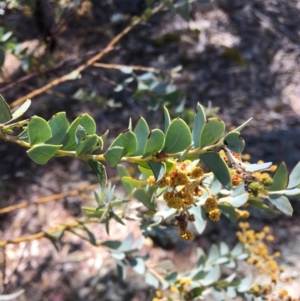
[[46, 112, 69, 145], [268, 194, 293, 216], [200, 152, 232, 189], [223, 131, 245, 153], [268, 162, 288, 191], [148, 160, 166, 182], [133, 117, 150, 156], [108, 130, 137, 156], [143, 129, 165, 157], [104, 146, 126, 167], [192, 103, 206, 148], [62, 114, 96, 150], [163, 105, 171, 133], [27, 144, 62, 164], [200, 117, 225, 148], [0, 95, 12, 124], [163, 118, 192, 153], [28, 116, 52, 145], [287, 161, 300, 189]]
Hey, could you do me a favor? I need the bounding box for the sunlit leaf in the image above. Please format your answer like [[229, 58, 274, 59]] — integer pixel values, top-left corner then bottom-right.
[[268, 162, 288, 191], [143, 129, 165, 157], [11, 99, 31, 120], [163, 105, 171, 133], [268, 194, 293, 216], [200, 117, 225, 148], [28, 116, 52, 145], [163, 118, 192, 153], [133, 116, 150, 156], [108, 130, 137, 156], [46, 112, 69, 145], [287, 161, 300, 189], [192, 103, 206, 148], [62, 114, 96, 150]]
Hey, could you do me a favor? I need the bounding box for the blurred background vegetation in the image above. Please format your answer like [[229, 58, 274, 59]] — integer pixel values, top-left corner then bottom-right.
[[1, 0, 300, 300]]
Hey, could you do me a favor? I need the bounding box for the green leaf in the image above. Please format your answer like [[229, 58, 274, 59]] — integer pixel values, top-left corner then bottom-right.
[[148, 160, 166, 182], [11, 99, 31, 120], [201, 265, 220, 286], [27, 144, 62, 164], [62, 114, 96, 150], [46, 112, 70, 145], [189, 206, 207, 234], [101, 240, 122, 250], [192, 103, 206, 148], [244, 162, 272, 172], [207, 244, 219, 263], [223, 131, 245, 153], [200, 117, 225, 148], [104, 146, 126, 166], [108, 130, 137, 156], [268, 162, 289, 191], [143, 129, 165, 157], [200, 152, 232, 189], [268, 194, 293, 216], [28, 116, 52, 145], [134, 188, 156, 211], [112, 212, 126, 226], [287, 161, 300, 189], [189, 287, 203, 298], [248, 198, 277, 213], [163, 118, 192, 153], [174, 2, 191, 21], [118, 165, 133, 194], [237, 275, 252, 293], [220, 242, 229, 256], [0, 95, 12, 124], [163, 105, 171, 133], [0, 49, 5, 67], [133, 116, 150, 155], [76, 134, 99, 155], [165, 271, 178, 283], [227, 192, 248, 207], [87, 160, 106, 199], [231, 243, 243, 257], [145, 272, 160, 289], [218, 204, 237, 222], [75, 124, 87, 145], [121, 177, 144, 192], [129, 257, 145, 275]]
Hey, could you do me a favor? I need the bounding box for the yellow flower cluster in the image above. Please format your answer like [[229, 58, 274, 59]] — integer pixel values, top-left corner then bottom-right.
[[235, 209, 250, 219], [148, 161, 206, 240], [237, 223, 283, 283], [208, 208, 221, 221], [152, 278, 194, 301], [204, 196, 221, 221]]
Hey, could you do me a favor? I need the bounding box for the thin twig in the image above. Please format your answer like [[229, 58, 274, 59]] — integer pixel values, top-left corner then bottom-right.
[[0, 184, 99, 214], [9, 4, 163, 108]]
